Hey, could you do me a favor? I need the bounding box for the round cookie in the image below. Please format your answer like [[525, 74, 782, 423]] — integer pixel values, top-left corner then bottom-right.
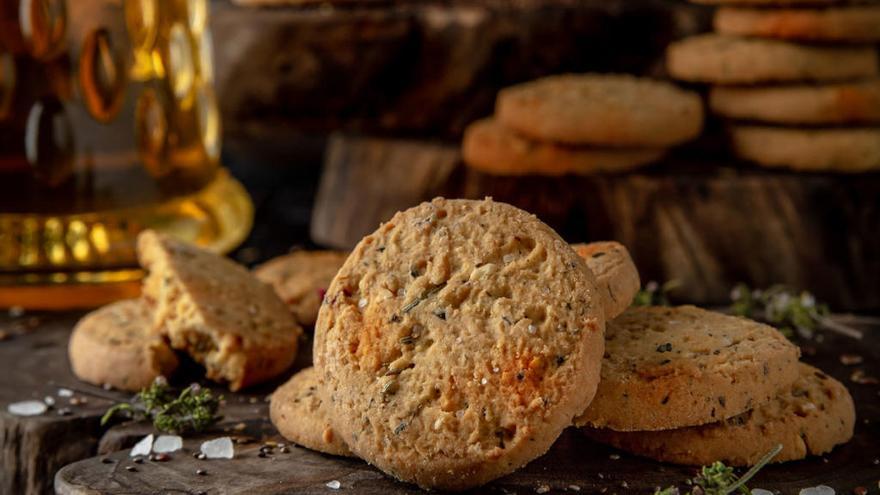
[[69, 299, 179, 392], [574, 305, 801, 431], [715, 6, 880, 43], [254, 250, 349, 327], [270, 367, 354, 457], [495, 74, 704, 147], [573, 242, 641, 321], [314, 197, 605, 490], [582, 363, 855, 466], [710, 79, 880, 125], [462, 119, 664, 177], [729, 126, 880, 172], [666, 34, 879, 84]]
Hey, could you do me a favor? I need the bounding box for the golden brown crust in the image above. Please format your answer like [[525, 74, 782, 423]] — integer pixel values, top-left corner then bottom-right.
[[69, 299, 178, 392], [314, 198, 605, 490], [254, 250, 348, 327], [270, 367, 354, 457], [573, 242, 640, 320], [666, 34, 879, 84], [729, 125, 880, 172], [462, 118, 664, 176], [574, 306, 801, 431], [137, 230, 302, 391], [710, 79, 880, 125], [582, 363, 855, 466], [714, 6, 880, 42], [495, 74, 703, 147]]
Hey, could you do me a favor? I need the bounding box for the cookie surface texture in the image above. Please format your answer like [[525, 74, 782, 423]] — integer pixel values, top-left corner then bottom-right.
[[573, 242, 641, 320], [710, 79, 880, 125], [574, 305, 801, 431], [137, 230, 302, 391], [666, 34, 879, 84], [314, 197, 605, 490], [69, 299, 178, 391], [254, 250, 348, 327], [270, 367, 354, 457], [582, 363, 855, 466], [729, 126, 880, 172], [462, 118, 664, 176], [495, 74, 703, 147], [714, 6, 880, 43]]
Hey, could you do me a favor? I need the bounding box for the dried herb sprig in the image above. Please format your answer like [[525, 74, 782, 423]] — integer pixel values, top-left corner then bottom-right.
[[101, 377, 222, 434], [730, 284, 861, 340], [655, 444, 781, 495], [633, 280, 681, 307]]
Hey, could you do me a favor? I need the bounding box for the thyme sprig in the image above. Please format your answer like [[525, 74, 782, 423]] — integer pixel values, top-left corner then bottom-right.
[[633, 280, 681, 307], [101, 377, 222, 434], [655, 444, 781, 495], [730, 284, 860, 340]]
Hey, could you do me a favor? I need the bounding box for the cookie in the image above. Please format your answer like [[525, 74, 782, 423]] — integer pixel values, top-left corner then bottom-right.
[[461, 118, 664, 177], [314, 197, 605, 490], [729, 125, 880, 172], [666, 34, 879, 84], [710, 79, 880, 125], [495, 74, 704, 147], [254, 250, 348, 327], [574, 305, 801, 431], [715, 6, 880, 43], [270, 367, 354, 457], [137, 230, 302, 391], [583, 363, 855, 466], [573, 242, 640, 320], [69, 299, 178, 392]]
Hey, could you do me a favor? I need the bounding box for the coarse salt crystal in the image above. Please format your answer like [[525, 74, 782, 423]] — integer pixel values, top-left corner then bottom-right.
[[752, 490, 774, 495], [326, 480, 341, 489], [57, 388, 74, 397], [200, 437, 234, 459], [44, 396, 55, 406], [480, 378, 488, 385], [7, 400, 47, 416], [153, 435, 183, 453], [130, 434, 154, 457], [800, 486, 835, 495]]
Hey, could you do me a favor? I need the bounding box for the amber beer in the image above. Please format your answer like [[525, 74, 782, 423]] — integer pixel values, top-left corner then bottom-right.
[[0, 0, 252, 307]]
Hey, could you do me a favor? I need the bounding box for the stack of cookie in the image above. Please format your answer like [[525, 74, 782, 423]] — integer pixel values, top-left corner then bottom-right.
[[69, 231, 303, 392], [667, 1, 880, 172], [267, 197, 854, 490], [462, 74, 704, 176]]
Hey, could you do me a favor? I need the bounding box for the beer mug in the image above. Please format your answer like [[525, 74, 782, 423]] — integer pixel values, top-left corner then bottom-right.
[[0, 0, 253, 308]]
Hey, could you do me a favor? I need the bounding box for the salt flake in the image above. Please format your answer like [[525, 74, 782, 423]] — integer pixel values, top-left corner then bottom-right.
[[752, 490, 774, 495], [800, 486, 835, 495], [201, 437, 234, 459], [57, 388, 74, 397], [130, 434, 154, 457], [153, 435, 183, 453], [7, 400, 47, 416], [325, 480, 341, 490]]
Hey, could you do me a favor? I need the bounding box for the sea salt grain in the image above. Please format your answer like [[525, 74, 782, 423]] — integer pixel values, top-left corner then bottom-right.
[[326, 480, 341, 489], [200, 437, 234, 459], [800, 486, 835, 495], [153, 435, 183, 453], [7, 400, 48, 416], [752, 490, 774, 495], [131, 434, 154, 457], [57, 388, 74, 397]]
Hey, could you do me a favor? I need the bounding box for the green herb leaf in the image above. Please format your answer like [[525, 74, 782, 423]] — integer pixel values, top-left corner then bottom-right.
[[653, 444, 781, 495], [101, 378, 222, 434], [730, 284, 830, 339], [634, 280, 680, 307]]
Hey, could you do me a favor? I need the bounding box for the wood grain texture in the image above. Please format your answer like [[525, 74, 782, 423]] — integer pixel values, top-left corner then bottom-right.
[[53, 317, 880, 494], [310, 134, 880, 311], [213, 0, 709, 139]]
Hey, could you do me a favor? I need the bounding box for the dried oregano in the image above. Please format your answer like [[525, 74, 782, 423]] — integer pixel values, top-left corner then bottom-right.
[[101, 377, 222, 434]]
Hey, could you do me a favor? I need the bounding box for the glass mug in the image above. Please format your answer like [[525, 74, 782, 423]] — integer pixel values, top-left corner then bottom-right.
[[0, 0, 253, 308]]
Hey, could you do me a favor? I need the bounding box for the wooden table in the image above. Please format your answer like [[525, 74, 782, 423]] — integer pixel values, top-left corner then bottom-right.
[[1, 311, 877, 494]]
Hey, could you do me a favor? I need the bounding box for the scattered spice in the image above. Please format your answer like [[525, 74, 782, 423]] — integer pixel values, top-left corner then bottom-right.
[[102, 378, 222, 434], [125, 466, 137, 472], [656, 343, 673, 353], [401, 283, 447, 314], [196, 468, 208, 476], [850, 370, 879, 385], [840, 354, 864, 366]]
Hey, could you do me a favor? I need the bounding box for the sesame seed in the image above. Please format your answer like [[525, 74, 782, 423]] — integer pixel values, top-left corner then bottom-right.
[[528, 324, 537, 334], [358, 298, 367, 308]]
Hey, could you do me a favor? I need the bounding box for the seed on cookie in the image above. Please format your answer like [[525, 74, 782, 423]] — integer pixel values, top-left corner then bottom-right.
[[574, 305, 801, 431]]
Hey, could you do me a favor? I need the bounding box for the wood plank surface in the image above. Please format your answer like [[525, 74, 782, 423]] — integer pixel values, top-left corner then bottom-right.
[[20, 312, 877, 494]]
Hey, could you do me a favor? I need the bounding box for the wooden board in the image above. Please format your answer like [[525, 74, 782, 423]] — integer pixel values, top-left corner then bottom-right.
[[52, 313, 880, 494], [311, 133, 880, 312]]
